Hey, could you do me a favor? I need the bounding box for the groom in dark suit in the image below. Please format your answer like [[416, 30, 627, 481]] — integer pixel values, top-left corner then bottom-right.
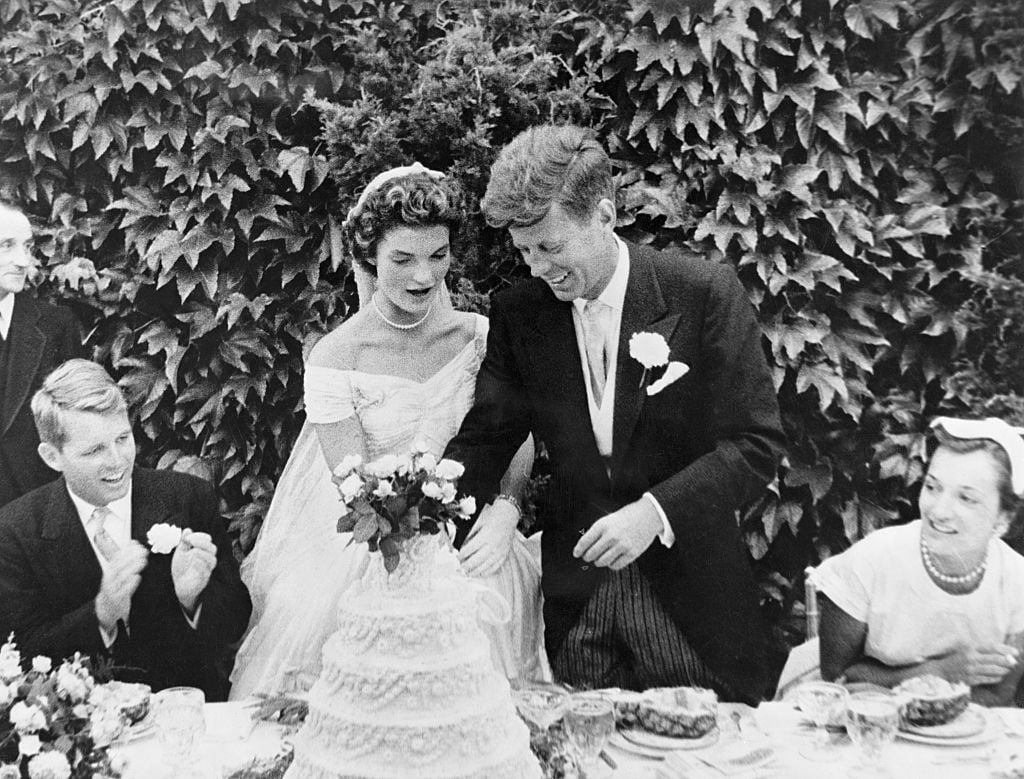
[[0, 359, 251, 700], [446, 125, 787, 703], [0, 200, 85, 507]]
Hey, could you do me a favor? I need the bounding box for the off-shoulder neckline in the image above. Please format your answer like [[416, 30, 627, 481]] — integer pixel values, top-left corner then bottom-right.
[[306, 313, 486, 385]]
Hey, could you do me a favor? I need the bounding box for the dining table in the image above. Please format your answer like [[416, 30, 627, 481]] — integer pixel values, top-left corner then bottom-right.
[[110, 699, 1023, 778]]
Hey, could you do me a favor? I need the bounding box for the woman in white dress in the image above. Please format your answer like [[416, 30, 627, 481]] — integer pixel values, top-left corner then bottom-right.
[[230, 165, 548, 700]]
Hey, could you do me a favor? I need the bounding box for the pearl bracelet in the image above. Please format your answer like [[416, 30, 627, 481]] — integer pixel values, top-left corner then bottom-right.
[[494, 493, 523, 520]]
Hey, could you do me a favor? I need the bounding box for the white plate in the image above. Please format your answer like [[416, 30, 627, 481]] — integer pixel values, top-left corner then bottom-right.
[[619, 726, 719, 751], [698, 741, 777, 773], [897, 708, 1001, 747], [608, 731, 665, 759]]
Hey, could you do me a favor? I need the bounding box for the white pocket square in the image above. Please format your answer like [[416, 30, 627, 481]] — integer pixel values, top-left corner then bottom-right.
[[646, 361, 689, 396]]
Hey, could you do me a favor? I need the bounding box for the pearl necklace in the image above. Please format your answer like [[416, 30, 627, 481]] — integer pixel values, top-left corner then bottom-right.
[[920, 536, 987, 590], [371, 295, 433, 331]]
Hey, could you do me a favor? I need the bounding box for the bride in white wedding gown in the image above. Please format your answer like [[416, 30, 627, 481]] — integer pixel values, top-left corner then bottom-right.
[[230, 165, 548, 700]]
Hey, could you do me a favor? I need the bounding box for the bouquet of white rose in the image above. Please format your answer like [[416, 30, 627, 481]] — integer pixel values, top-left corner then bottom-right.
[[331, 443, 476, 573], [0, 635, 126, 779]]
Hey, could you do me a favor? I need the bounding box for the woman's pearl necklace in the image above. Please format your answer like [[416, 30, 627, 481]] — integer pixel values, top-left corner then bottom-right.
[[920, 536, 987, 590], [371, 294, 433, 331]]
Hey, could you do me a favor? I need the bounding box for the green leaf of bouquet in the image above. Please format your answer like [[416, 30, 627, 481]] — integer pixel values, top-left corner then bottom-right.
[[352, 513, 380, 544], [379, 536, 399, 558], [383, 553, 400, 574], [336, 513, 357, 534]]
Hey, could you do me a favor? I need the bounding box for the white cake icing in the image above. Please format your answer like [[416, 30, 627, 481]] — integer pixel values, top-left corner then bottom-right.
[[285, 534, 542, 779]]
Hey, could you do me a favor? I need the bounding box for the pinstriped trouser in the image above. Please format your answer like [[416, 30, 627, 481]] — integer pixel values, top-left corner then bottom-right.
[[552, 563, 727, 694]]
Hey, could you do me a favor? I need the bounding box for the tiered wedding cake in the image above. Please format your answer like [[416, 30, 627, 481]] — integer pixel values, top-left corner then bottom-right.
[[285, 534, 541, 779]]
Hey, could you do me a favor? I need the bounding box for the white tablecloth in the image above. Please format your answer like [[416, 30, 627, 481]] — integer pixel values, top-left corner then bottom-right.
[[114, 700, 1023, 778]]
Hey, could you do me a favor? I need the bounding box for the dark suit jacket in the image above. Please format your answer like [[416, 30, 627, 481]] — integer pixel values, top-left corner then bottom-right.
[[0, 468, 252, 701], [0, 294, 84, 508], [446, 243, 787, 703]]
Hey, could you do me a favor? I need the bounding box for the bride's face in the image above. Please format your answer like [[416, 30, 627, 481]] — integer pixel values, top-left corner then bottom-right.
[[371, 225, 451, 321]]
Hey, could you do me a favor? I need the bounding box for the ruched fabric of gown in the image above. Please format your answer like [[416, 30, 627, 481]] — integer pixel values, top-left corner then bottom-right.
[[230, 314, 549, 700]]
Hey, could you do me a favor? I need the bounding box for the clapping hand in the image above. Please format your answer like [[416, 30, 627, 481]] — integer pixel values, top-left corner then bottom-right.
[[171, 530, 218, 614], [573, 499, 662, 570], [458, 500, 518, 577], [95, 541, 148, 632]]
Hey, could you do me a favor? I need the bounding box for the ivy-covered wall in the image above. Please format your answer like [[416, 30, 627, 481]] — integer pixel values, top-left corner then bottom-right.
[[1, 0, 1021, 637]]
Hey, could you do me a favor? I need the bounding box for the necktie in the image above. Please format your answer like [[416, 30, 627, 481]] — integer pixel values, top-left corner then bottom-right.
[[91, 506, 120, 561], [581, 299, 608, 406]]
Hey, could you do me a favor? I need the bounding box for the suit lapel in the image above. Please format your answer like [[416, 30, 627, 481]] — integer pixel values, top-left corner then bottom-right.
[[612, 248, 681, 476], [39, 478, 104, 598], [2, 294, 44, 437]]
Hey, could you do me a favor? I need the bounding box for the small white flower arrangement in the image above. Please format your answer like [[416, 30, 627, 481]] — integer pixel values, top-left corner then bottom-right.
[[145, 523, 184, 554], [331, 446, 475, 573], [628, 331, 689, 396]]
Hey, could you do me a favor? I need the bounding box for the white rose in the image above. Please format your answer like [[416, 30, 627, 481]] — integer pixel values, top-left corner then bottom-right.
[[27, 750, 71, 779], [90, 711, 126, 748], [0, 683, 11, 707], [10, 702, 46, 733], [629, 331, 671, 369], [458, 496, 477, 518], [18, 734, 41, 757], [146, 523, 183, 554], [412, 440, 431, 454], [434, 459, 465, 480], [366, 454, 401, 478], [31, 657, 51, 674], [338, 473, 365, 502], [332, 454, 362, 478], [440, 482, 457, 504], [421, 481, 444, 500], [417, 451, 438, 473], [372, 481, 396, 499], [0, 640, 22, 682], [56, 666, 89, 703]]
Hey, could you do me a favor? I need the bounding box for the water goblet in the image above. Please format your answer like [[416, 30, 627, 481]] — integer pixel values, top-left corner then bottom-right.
[[562, 697, 615, 778], [512, 686, 570, 732], [795, 681, 847, 760], [154, 686, 206, 777], [845, 691, 901, 777]]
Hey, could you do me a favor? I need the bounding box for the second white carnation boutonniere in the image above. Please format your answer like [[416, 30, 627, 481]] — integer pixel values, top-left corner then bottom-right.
[[628, 331, 690, 396], [147, 523, 184, 554]]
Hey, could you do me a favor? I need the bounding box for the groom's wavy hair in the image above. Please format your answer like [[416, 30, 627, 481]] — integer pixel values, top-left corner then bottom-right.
[[481, 124, 613, 229], [32, 359, 128, 450], [342, 173, 467, 276]]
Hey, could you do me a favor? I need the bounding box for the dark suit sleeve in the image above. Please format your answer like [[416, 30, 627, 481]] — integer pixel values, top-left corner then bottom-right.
[[648, 267, 785, 539], [445, 294, 533, 537], [0, 518, 106, 662], [186, 479, 252, 648]]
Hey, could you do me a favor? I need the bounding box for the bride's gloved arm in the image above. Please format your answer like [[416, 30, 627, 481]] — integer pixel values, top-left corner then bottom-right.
[[312, 417, 368, 473], [458, 435, 533, 577]]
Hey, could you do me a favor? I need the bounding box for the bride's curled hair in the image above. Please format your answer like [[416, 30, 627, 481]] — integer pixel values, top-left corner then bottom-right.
[[342, 172, 466, 276]]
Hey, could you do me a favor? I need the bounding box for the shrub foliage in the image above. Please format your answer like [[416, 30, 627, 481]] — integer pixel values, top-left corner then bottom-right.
[[1, 0, 1020, 633]]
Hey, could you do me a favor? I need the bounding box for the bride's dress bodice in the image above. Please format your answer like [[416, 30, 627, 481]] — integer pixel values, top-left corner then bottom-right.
[[304, 314, 487, 460]]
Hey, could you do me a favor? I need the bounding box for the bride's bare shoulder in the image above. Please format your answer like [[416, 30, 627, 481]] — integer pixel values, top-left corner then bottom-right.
[[307, 311, 373, 371]]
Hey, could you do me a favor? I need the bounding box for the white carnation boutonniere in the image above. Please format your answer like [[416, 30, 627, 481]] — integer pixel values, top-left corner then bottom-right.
[[146, 523, 185, 554], [628, 331, 690, 396]]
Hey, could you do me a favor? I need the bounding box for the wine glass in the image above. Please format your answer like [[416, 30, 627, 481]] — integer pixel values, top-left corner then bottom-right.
[[562, 697, 615, 778], [512, 685, 569, 732], [154, 686, 206, 777], [795, 681, 847, 760], [845, 691, 901, 777]]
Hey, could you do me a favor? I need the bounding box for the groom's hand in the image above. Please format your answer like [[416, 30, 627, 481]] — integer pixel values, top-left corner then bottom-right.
[[172, 531, 218, 615], [574, 499, 662, 570]]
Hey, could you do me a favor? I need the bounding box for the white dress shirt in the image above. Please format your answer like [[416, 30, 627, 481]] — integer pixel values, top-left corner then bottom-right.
[[571, 237, 675, 547], [0, 294, 14, 339]]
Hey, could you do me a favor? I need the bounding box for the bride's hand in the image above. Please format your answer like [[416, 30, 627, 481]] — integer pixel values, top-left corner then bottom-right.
[[458, 501, 518, 577]]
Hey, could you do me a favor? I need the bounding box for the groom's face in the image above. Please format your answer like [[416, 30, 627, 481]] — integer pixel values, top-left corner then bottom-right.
[[509, 200, 618, 302], [39, 408, 136, 507]]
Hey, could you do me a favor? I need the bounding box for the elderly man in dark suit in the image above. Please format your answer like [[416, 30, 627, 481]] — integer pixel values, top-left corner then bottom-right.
[[0, 200, 84, 508], [0, 359, 252, 700], [446, 125, 787, 703]]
